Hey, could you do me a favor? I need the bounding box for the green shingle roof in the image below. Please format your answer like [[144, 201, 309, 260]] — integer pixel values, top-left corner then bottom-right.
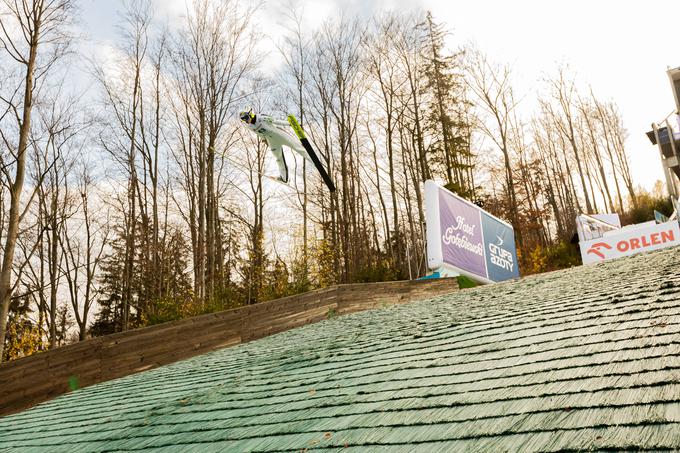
[[2, 247, 680, 451]]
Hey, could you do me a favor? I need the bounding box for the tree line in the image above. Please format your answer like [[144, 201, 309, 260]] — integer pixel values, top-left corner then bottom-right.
[[0, 0, 646, 361]]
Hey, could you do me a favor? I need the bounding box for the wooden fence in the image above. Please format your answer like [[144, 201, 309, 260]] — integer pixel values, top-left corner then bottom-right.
[[0, 278, 458, 416]]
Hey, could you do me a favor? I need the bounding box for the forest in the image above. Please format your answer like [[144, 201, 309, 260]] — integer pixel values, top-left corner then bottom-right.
[[0, 0, 662, 361]]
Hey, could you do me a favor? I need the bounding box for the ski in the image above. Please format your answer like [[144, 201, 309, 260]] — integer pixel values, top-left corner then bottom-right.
[[286, 115, 336, 192]]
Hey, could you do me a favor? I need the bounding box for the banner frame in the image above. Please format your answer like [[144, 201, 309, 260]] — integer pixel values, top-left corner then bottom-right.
[[425, 180, 518, 284]]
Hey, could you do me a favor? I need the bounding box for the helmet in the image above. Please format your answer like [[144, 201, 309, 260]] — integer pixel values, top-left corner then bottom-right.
[[239, 110, 255, 124]]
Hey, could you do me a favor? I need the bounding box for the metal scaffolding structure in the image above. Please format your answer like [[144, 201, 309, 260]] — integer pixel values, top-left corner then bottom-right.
[[647, 66, 680, 198]]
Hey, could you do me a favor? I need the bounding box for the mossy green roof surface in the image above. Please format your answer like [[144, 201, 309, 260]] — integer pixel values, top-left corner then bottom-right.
[[3, 247, 680, 451]]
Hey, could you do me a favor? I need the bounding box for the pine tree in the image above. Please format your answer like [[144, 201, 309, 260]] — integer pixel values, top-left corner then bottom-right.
[[90, 226, 127, 336], [420, 11, 474, 197]]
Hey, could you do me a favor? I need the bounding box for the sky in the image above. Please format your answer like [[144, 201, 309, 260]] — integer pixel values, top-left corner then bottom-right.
[[77, 0, 680, 192], [428, 0, 680, 192]]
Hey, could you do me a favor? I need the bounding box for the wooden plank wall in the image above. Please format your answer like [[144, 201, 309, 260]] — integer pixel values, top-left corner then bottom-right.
[[0, 278, 458, 416]]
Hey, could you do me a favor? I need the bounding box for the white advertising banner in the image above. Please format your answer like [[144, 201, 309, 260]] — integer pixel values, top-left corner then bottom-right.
[[425, 180, 520, 283], [576, 213, 621, 242], [580, 221, 680, 264]]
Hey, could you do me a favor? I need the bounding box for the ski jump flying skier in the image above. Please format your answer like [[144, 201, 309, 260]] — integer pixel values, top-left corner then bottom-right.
[[239, 109, 336, 192], [239, 110, 309, 184]]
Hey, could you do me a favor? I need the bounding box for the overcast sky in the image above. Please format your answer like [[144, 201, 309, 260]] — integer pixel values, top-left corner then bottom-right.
[[78, 0, 680, 192]]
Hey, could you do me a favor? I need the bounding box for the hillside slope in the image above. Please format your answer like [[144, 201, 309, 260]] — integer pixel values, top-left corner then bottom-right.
[[2, 247, 680, 451]]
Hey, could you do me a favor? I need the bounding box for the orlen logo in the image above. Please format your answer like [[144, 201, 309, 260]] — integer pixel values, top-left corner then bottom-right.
[[587, 229, 676, 261], [616, 229, 675, 252], [587, 242, 611, 259]]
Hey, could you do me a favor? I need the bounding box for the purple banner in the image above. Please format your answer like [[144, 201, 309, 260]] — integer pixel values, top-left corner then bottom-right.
[[438, 190, 486, 278]]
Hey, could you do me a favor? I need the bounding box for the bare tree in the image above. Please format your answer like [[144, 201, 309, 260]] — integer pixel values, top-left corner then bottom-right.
[[170, 0, 259, 303], [278, 2, 312, 285], [466, 50, 521, 242], [34, 94, 80, 348], [579, 97, 614, 212], [543, 67, 594, 214], [60, 166, 108, 341], [314, 16, 366, 281], [94, 1, 177, 329], [365, 14, 406, 268], [0, 0, 73, 361]]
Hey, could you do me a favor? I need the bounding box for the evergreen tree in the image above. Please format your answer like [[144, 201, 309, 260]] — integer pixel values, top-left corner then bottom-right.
[[420, 11, 474, 197], [90, 226, 127, 336], [90, 222, 194, 335], [2, 296, 44, 362]]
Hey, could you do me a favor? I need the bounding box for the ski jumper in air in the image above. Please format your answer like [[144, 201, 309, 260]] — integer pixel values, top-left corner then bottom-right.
[[239, 110, 337, 192], [239, 110, 312, 183]]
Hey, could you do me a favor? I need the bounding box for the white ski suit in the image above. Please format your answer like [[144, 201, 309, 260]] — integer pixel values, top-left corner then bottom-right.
[[240, 112, 312, 183]]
